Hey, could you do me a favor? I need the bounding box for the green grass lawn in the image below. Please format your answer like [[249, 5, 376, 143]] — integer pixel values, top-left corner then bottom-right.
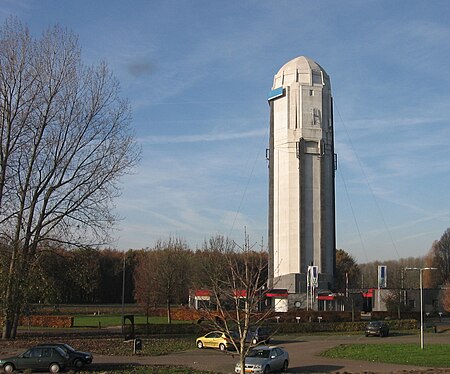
[[321, 343, 450, 367], [73, 315, 190, 327]]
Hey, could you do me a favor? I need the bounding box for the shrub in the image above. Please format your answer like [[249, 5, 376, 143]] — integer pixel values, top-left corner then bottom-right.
[[19, 315, 74, 328]]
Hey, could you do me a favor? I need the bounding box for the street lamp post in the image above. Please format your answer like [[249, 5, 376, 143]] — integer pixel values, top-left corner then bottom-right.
[[405, 267, 436, 349], [121, 252, 126, 335]]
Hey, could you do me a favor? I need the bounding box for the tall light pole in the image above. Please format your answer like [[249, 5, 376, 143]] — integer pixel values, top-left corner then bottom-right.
[[405, 267, 436, 349], [121, 251, 126, 335]]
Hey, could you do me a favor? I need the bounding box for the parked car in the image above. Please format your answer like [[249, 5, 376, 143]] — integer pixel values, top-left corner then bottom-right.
[[196, 331, 238, 351], [235, 346, 289, 373], [37, 343, 93, 368], [0, 345, 69, 373], [365, 321, 389, 337], [246, 326, 271, 345]]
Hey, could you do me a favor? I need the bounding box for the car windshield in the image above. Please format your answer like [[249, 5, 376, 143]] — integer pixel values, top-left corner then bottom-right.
[[248, 349, 270, 358], [62, 343, 75, 352], [369, 322, 381, 327], [55, 347, 66, 356]]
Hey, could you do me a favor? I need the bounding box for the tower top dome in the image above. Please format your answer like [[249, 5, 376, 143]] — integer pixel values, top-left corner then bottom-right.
[[273, 56, 330, 89]]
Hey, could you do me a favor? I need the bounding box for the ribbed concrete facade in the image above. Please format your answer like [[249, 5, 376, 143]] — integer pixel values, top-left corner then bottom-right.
[[268, 56, 336, 294]]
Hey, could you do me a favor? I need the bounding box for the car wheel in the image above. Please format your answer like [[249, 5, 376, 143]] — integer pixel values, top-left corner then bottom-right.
[[49, 363, 61, 373], [74, 358, 84, 368], [282, 360, 289, 372], [263, 365, 271, 374], [197, 340, 204, 349], [219, 343, 226, 351], [3, 363, 14, 373]]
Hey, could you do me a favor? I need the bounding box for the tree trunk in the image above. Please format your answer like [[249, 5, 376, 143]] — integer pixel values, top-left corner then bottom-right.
[[11, 311, 20, 339], [166, 298, 172, 324], [2, 319, 12, 339], [146, 302, 149, 336]]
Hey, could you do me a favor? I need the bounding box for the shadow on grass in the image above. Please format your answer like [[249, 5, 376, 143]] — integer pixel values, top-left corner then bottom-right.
[[76, 363, 214, 373], [76, 363, 141, 372]]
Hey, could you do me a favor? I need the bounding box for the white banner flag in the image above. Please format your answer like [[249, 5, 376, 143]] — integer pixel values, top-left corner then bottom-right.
[[378, 265, 387, 288], [308, 265, 319, 287]]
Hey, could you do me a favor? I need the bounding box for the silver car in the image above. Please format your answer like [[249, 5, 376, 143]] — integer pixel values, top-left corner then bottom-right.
[[235, 346, 289, 373]]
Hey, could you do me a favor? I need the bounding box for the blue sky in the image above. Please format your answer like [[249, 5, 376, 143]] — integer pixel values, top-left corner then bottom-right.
[[2, 0, 450, 263]]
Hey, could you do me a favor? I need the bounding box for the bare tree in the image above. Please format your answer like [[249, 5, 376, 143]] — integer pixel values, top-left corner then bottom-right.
[[134, 250, 159, 324], [134, 238, 191, 324], [425, 228, 450, 287], [442, 284, 450, 312], [359, 257, 425, 289], [0, 19, 139, 338], [197, 234, 271, 373]]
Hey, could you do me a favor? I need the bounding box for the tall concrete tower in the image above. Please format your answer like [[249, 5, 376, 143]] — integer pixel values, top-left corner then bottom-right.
[[267, 56, 336, 294]]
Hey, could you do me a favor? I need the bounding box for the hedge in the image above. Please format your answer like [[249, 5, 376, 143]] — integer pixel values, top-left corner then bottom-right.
[[135, 323, 203, 335], [267, 319, 418, 334], [19, 315, 74, 328], [133, 319, 418, 336]]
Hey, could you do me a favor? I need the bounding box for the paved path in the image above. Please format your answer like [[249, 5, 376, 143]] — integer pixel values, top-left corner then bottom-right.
[[92, 332, 450, 373]]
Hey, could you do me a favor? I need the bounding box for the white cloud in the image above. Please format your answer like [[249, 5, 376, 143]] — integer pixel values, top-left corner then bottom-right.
[[139, 128, 267, 145]]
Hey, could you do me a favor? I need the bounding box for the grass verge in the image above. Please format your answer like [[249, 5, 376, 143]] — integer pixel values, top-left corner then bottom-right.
[[321, 343, 450, 367], [0, 337, 196, 356], [73, 315, 190, 327]]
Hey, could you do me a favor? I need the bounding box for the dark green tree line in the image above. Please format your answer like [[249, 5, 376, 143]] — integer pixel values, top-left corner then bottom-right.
[[334, 249, 360, 292]]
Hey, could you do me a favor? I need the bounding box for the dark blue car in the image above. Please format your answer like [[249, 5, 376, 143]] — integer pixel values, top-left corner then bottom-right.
[[0, 345, 69, 373]]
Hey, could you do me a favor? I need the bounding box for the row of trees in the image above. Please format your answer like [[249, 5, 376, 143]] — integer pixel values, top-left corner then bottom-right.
[[334, 250, 426, 292], [2, 234, 269, 368], [133, 234, 269, 370], [0, 236, 267, 308], [334, 228, 450, 314], [2, 231, 448, 309], [25, 248, 137, 305], [334, 228, 450, 292], [10, 229, 449, 312]]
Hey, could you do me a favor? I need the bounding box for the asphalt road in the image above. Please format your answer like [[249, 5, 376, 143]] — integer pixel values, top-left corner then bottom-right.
[[92, 332, 450, 373]]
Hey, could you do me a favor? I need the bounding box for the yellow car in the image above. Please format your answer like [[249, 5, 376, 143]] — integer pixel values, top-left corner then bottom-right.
[[196, 331, 236, 351]]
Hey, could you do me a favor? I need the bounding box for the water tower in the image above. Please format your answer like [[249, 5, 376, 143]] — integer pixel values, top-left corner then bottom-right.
[[267, 56, 336, 297]]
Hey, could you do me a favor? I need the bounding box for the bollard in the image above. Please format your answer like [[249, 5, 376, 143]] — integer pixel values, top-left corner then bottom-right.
[[134, 338, 142, 354]]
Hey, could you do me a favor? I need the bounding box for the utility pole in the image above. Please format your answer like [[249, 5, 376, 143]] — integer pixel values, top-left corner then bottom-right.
[[121, 252, 126, 335]]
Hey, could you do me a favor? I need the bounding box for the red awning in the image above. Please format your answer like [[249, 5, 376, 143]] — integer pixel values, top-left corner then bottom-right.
[[265, 289, 288, 298], [317, 295, 335, 301], [194, 290, 211, 297], [233, 289, 247, 298]]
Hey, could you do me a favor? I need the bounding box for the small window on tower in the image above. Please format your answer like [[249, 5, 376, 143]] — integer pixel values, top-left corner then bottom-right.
[[313, 108, 321, 126], [309, 90, 314, 96]]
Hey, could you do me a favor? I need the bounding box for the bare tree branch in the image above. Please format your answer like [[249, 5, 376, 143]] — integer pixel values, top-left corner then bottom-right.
[[196, 233, 272, 372]]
